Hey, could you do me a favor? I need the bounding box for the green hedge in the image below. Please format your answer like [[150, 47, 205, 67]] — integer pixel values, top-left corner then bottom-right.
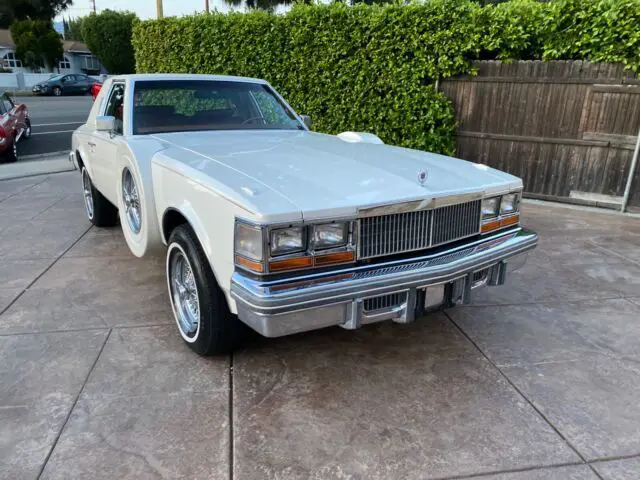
[[132, 0, 640, 155]]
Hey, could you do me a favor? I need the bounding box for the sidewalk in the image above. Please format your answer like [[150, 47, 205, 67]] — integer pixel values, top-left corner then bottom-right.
[[0, 153, 75, 181]]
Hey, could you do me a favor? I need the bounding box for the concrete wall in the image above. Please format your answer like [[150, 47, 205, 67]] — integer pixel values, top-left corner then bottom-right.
[[0, 72, 104, 90]]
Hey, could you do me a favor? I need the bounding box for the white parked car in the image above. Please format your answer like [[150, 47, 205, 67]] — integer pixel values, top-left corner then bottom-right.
[[70, 74, 537, 355]]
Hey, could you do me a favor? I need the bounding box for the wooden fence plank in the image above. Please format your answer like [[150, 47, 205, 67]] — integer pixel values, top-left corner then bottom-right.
[[441, 60, 640, 208]]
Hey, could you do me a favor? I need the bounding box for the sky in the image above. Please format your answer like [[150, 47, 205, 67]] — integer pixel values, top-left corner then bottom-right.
[[58, 0, 236, 21]]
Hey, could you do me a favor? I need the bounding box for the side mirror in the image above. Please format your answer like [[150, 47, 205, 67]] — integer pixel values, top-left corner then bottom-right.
[[300, 114, 312, 129], [96, 115, 115, 132]]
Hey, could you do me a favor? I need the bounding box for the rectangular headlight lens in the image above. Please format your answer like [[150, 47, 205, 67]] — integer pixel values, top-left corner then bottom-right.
[[482, 196, 500, 219], [500, 193, 519, 215], [270, 227, 304, 256], [313, 223, 347, 249], [234, 222, 263, 261]]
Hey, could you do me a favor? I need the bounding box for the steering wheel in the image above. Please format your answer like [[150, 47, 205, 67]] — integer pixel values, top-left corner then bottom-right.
[[241, 116, 266, 125]]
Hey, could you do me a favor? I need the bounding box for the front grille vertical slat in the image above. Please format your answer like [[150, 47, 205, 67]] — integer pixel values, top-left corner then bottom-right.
[[358, 199, 481, 260]]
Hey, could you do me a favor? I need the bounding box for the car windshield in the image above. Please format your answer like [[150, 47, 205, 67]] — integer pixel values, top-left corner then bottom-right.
[[132, 80, 304, 135], [48, 74, 65, 82]]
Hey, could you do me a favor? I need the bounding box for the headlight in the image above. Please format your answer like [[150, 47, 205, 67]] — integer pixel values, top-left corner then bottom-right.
[[270, 226, 304, 256], [234, 222, 263, 261], [481, 196, 500, 219], [313, 223, 348, 249], [500, 193, 519, 215]]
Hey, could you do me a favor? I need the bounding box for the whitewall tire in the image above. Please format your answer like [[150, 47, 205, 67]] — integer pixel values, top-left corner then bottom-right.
[[166, 224, 247, 355]]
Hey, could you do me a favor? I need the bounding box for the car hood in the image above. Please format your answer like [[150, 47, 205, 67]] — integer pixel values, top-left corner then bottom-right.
[[151, 130, 521, 220]]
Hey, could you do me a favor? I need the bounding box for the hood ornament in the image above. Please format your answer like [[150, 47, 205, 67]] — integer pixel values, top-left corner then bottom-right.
[[417, 169, 428, 186]]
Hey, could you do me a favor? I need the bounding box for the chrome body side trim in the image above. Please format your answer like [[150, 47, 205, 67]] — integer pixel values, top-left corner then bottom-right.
[[231, 227, 537, 337]]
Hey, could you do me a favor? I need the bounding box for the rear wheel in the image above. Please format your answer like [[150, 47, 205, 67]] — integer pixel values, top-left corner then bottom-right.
[[167, 224, 247, 355], [81, 167, 118, 226]]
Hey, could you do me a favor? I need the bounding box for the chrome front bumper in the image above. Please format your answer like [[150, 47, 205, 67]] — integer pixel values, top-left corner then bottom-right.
[[231, 227, 537, 337]]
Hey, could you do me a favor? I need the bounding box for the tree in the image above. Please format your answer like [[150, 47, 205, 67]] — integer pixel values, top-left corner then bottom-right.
[[81, 10, 137, 74], [63, 16, 84, 41], [0, 0, 73, 28], [10, 19, 63, 70]]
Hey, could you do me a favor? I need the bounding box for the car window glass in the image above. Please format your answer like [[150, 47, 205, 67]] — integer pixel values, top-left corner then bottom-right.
[[132, 80, 303, 135], [105, 83, 125, 135], [1, 95, 12, 113], [63, 75, 75, 83], [0, 101, 5, 115]]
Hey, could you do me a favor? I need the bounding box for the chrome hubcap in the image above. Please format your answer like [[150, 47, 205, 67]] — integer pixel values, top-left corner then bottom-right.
[[169, 250, 200, 337], [122, 168, 141, 234], [82, 169, 94, 219]]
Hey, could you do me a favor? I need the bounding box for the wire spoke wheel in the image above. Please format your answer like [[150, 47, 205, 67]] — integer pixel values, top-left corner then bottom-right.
[[169, 247, 200, 339], [122, 168, 141, 234], [82, 168, 94, 219]]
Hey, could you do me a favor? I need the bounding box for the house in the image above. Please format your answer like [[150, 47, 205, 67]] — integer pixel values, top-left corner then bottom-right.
[[0, 29, 104, 74]]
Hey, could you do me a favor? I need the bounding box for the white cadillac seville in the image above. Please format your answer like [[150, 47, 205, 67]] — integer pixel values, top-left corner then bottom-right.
[[70, 74, 537, 355]]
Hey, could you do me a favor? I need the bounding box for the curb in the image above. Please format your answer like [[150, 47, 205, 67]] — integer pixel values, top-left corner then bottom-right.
[[21, 150, 69, 161], [0, 154, 76, 181]]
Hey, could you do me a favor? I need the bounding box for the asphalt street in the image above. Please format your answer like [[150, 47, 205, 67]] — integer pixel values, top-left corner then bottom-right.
[[14, 95, 93, 159]]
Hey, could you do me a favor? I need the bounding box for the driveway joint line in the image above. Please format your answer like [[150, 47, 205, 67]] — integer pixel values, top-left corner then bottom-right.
[[36, 328, 112, 479], [452, 295, 624, 309], [0, 323, 175, 337], [587, 240, 640, 268], [444, 311, 592, 467], [0, 225, 92, 317], [0, 174, 51, 203], [429, 460, 586, 480], [588, 451, 640, 463], [229, 352, 234, 480]]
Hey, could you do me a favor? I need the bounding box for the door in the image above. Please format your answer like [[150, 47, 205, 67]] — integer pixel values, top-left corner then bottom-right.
[[2, 94, 26, 137], [88, 82, 126, 203], [61, 75, 78, 94], [76, 75, 91, 94], [0, 95, 17, 143]]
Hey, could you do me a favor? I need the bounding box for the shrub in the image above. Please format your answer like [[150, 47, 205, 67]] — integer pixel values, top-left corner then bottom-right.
[[477, 0, 549, 60], [541, 0, 640, 71], [132, 1, 481, 155], [82, 10, 138, 74], [132, 0, 640, 154]]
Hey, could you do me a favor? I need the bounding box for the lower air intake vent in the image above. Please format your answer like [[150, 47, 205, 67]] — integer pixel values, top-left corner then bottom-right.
[[363, 292, 406, 312]]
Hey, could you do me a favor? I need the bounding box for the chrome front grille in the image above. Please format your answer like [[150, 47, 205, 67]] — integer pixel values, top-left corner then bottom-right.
[[358, 199, 481, 259], [432, 200, 483, 246]]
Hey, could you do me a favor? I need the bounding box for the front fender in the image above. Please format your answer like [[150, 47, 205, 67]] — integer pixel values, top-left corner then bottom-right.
[[152, 160, 254, 314]]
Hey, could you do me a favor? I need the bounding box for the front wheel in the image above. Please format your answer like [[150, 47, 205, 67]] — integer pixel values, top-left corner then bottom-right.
[[2, 139, 18, 163], [52, 86, 62, 96], [81, 167, 118, 227], [22, 118, 31, 140], [167, 225, 247, 355]]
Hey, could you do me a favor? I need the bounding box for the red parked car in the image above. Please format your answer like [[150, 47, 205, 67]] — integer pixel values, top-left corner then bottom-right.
[[90, 82, 102, 100], [0, 90, 31, 163]]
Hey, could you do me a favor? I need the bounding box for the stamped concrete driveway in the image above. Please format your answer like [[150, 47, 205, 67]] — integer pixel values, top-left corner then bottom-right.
[[1, 171, 640, 480]]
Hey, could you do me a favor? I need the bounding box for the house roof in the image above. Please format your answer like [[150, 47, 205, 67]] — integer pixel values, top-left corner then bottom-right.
[[0, 29, 91, 53], [0, 29, 12, 49]]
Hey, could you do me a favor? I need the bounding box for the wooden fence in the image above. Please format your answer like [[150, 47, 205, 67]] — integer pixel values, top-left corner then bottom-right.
[[440, 60, 640, 211]]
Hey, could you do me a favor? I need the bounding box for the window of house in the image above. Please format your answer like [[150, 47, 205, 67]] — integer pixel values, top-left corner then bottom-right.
[[3, 52, 22, 68], [59, 56, 71, 70], [81, 55, 100, 71]]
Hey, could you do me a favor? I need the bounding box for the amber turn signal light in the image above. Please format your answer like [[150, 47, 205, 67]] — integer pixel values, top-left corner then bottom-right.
[[314, 250, 355, 266], [481, 214, 520, 234], [268, 256, 314, 272], [235, 255, 264, 273]]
